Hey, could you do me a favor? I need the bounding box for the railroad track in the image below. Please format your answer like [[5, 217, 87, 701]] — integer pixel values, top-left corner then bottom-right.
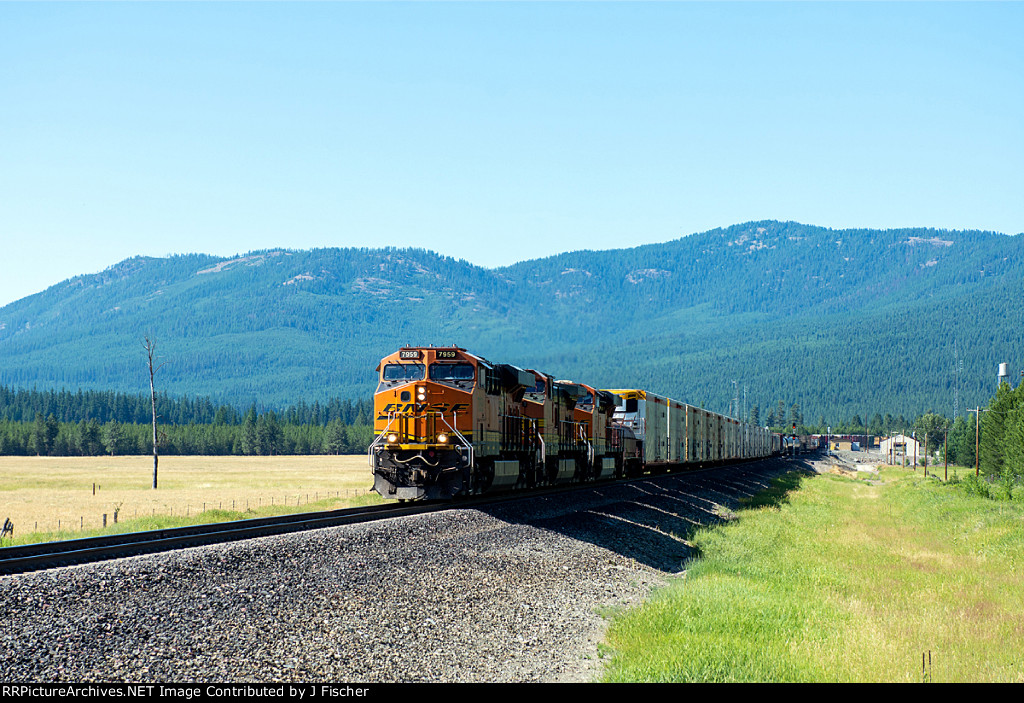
[[0, 480, 589, 576], [0, 501, 447, 576]]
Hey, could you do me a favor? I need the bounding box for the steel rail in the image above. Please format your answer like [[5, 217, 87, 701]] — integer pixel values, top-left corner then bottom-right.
[[0, 502, 446, 576], [0, 481, 600, 577]]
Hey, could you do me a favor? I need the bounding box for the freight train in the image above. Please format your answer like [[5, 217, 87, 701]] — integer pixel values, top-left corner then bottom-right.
[[369, 346, 785, 501], [783, 434, 826, 454]]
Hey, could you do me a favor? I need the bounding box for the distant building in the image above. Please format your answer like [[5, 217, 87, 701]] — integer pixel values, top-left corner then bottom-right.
[[830, 434, 876, 449], [879, 434, 921, 464]]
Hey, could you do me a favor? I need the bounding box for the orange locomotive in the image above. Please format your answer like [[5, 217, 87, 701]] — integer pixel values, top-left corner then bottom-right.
[[369, 345, 778, 500]]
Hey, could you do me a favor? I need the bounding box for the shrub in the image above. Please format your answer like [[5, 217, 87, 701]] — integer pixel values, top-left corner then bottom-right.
[[960, 473, 990, 499], [993, 468, 1018, 501]]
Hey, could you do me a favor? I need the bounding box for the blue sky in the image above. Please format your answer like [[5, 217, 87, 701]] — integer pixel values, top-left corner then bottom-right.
[[1, 2, 1021, 307]]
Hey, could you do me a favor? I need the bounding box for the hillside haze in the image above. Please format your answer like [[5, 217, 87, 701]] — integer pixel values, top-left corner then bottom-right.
[[1, 221, 1021, 422]]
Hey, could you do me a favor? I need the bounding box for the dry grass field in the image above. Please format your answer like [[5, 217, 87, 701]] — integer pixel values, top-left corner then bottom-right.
[[0, 455, 377, 542]]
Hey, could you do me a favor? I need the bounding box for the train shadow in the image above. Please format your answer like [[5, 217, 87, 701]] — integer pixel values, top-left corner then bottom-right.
[[480, 457, 818, 574]]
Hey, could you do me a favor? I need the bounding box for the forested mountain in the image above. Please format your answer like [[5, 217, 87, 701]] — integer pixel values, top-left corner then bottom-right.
[[1, 221, 1021, 422]]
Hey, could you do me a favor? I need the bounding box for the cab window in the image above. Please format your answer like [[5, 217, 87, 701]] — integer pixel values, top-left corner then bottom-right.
[[382, 363, 425, 381], [429, 364, 475, 381]]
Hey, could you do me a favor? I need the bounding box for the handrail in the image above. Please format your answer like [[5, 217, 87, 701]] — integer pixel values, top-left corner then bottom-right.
[[438, 411, 473, 468], [367, 412, 401, 468]]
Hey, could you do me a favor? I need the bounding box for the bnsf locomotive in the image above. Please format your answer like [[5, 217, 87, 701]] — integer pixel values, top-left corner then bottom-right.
[[369, 346, 783, 501]]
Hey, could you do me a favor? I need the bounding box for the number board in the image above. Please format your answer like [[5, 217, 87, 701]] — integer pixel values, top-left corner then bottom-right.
[[399, 350, 421, 360], [436, 350, 458, 359]]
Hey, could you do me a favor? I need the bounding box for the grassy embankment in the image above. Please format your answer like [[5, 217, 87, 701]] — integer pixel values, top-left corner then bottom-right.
[[0, 455, 381, 546], [601, 464, 1024, 683]]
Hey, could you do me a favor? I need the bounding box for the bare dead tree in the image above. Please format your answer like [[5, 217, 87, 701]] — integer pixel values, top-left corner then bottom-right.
[[143, 336, 166, 489]]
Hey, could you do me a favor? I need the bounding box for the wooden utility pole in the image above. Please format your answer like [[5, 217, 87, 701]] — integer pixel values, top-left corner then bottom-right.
[[944, 429, 948, 481], [144, 337, 165, 489], [923, 430, 928, 477], [968, 407, 983, 477]]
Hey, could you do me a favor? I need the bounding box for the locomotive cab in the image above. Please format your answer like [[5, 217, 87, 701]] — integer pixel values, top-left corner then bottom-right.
[[370, 346, 542, 500], [370, 347, 478, 500]]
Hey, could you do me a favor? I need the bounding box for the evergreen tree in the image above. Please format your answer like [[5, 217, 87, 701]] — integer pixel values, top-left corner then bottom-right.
[[980, 382, 1015, 477], [45, 415, 60, 454], [241, 405, 260, 456], [257, 411, 282, 456], [326, 419, 349, 455], [78, 419, 104, 456], [103, 421, 127, 456], [945, 415, 975, 468], [1002, 403, 1024, 478], [30, 414, 60, 455], [869, 413, 884, 437], [30, 414, 48, 456]]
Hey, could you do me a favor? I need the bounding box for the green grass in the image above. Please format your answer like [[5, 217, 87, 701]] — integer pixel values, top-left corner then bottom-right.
[[601, 466, 1024, 682]]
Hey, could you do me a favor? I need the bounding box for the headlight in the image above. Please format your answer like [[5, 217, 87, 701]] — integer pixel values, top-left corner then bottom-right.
[[416, 387, 427, 401], [386, 432, 398, 443], [436, 433, 449, 444]]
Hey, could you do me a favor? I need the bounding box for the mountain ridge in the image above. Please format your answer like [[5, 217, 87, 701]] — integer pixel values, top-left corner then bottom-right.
[[2, 221, 1021, 422]]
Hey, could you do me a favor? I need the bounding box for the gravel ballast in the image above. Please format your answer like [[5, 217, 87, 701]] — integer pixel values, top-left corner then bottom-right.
[[2, 459, 798, 682]]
